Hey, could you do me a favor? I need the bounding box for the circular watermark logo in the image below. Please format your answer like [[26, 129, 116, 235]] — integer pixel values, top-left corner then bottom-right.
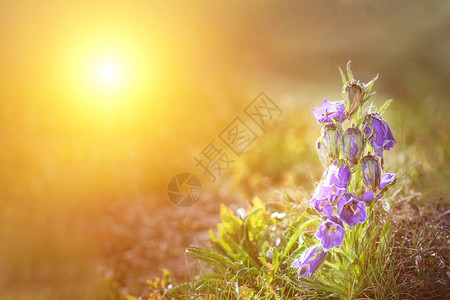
[[167, 173, 202, 207]]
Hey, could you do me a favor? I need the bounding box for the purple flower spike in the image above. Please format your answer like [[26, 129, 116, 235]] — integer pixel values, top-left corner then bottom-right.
[[315, 216, 346, 251], [312, 99, 346, 124], [291, 246, 326, 278], [337, 194, 367, 227], [309, 162, 351, 214], [363, 113, 396, 157]]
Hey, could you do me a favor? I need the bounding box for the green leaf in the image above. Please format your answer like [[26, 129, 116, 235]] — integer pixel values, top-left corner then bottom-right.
[[346, 257, 362, 275], [186, 247, 236, 272], [194, 278, 226, 292], [218, 204, 242, 235], [364, 73, 379, 98], [283, 218, 320, 257], [222, 234, 260, 269], [306, 207, 321, 217], [251, 196, 265, 211], [195, 273, 225, 283], [280, 275, 339, 294], [290, 245, 307, 259], [380, 220, 393, 242], [338, 66, 348, 86], [272, 246, 280, 267], [166, 283, 191, 297], [256, 227, 271, 254], [243, 208, 266, 242], [378, 99, 393, 115], [346, 61, 354, 82]]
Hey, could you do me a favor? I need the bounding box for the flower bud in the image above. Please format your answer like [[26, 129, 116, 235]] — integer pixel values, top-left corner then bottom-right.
[[316, 123, 342, 166], [344, 81, 364, 118], [316, 140, 329, 167], [361, 154, 381, 191], [341, 127, 364, 166]]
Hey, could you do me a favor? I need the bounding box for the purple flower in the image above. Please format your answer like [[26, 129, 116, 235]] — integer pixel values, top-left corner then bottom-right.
[[315, 216, 346, 251], [341, 127, 364, 166], [363, 113, 396, 156], [362, 173, 396, 202], [337, 194, 367, 227], [309, 162, 351, 215], [360, 191, 375, 202], [374, 173, 397, 202], [311, 198, 335, 217], [362, 154, 382, 191], [380, 173, 396, 189], [316, 123, 342, 167], [312, 99, 346, 124], [291, 246, 326, 278]]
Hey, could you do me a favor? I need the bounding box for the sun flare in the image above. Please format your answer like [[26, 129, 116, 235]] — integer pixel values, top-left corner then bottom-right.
[[89, 55, 129, 96], [59, 29, 160, 112], [94, 60, 122, 88]]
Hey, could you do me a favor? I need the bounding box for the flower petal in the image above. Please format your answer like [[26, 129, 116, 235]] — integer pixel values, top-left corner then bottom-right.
[[312, 99, 346, 124], [315, 217, 346, 251], [362, 191, 374, 202], [380, 173, 396, 189]]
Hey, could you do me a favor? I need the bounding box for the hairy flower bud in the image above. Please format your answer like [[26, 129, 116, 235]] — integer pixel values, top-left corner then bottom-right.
[[316, 123, 342, 166], [341, 127, 364, 166], [362, 154, 382, 191], [316, 140, 329, 168], [344, 81, 364, 118]]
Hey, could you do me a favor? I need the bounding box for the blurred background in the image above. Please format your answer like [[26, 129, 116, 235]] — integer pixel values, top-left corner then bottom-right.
[[0, 0, 449, 298]]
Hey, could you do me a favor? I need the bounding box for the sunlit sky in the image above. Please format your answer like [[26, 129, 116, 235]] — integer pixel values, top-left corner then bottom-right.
[[0, 1, 244, 128], [0, 0, 448, 199], [2, 2, 146, 108], [0, 1, 248, 199]]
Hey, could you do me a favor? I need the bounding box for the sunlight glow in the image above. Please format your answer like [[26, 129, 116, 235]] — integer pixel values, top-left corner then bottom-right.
[[94, 60, 122, 87], [58, 27, 162, 115]]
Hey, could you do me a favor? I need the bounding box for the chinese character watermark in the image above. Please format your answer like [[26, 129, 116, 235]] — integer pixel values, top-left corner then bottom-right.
[[194, 141, 235, 183], [245, 92, 283, 130], [219, 117, 258, 156], [168, 92, 282, 206]]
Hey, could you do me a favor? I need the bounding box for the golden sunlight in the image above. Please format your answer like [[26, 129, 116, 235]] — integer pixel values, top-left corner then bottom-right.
[[85, 52, 131, 99], [94, 59, 122, 88]]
